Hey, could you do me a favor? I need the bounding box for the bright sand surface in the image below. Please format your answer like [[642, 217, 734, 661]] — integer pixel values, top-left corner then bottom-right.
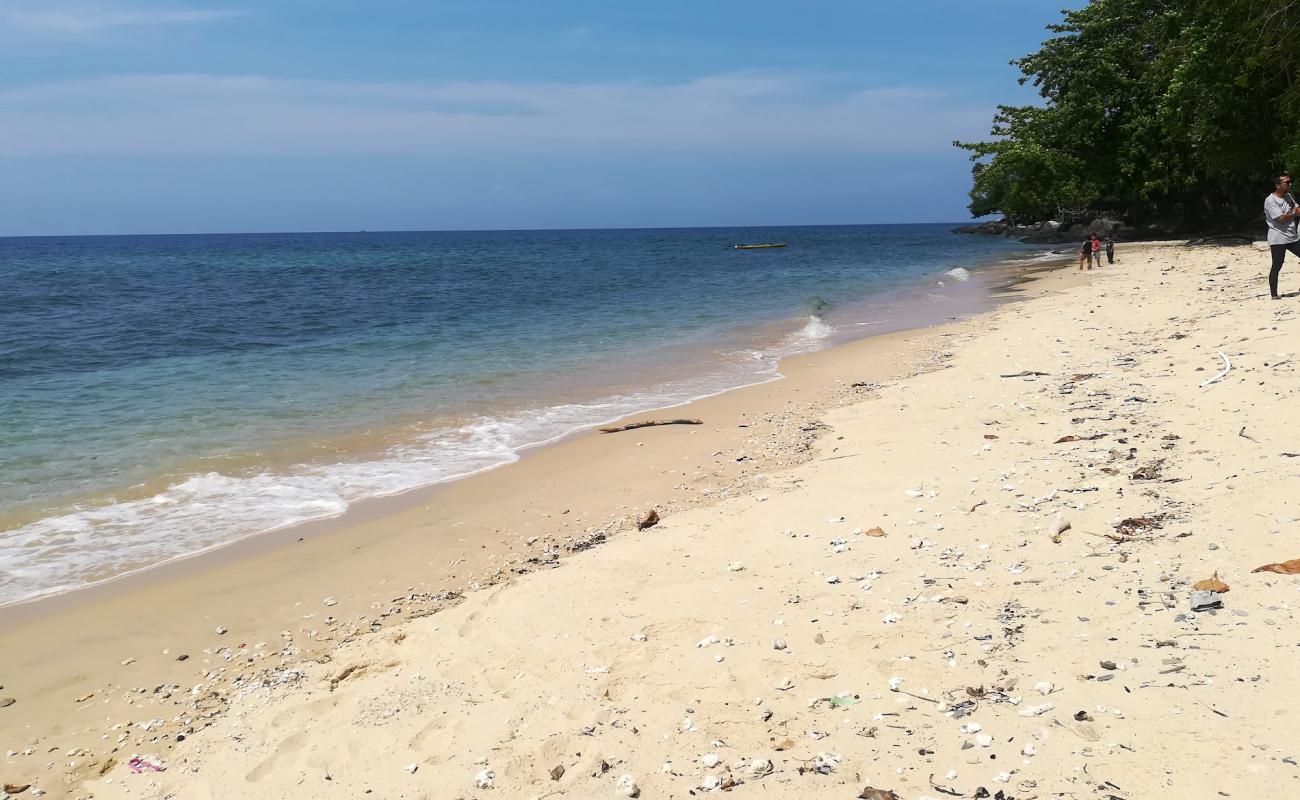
[[5, 241, 1300, 799]]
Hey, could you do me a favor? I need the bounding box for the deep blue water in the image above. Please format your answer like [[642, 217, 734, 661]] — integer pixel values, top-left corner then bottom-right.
[[0, 224, 1045, 604]]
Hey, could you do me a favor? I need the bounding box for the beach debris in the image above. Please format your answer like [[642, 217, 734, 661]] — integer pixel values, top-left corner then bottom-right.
[[0, 697, 15, 708], [549, 764, 566, 781], [702, 753, 721, 768], [865, 526, 887, 537], [1192, 572, 1229, 593], [1034, 681, 1054, 695], [1190, 590, 1224, 612], [1000, 370, 1049, 378], [405, 762, 419, 774], [4, 784, 31, 795], [727, 561, 745, 572], [1018, 703, 1054, 717], [322, 596, 338, 606], [127, 756, 165, 774], [1199, 351, 1232, 388], [474, 768, 495, 788], [1112, 515, 1165, 539], [215, 626, 228, 635], [1055, 433, 1105, 443], [858, 788, 901, 800], [615, 774, 640, 797], [1252, 558, 1300, 575], [637, 510, 660, 530], [804, 752, 841, 774], [749, 758, 774, 778], [772, 638, 787, 650], [599, 418, 702, 434], [774, 738, 795, 751], [829, 693, 860, 708]]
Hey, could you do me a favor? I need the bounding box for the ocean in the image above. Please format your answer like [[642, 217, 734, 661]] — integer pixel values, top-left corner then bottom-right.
[[0, 224, 1047, 606]]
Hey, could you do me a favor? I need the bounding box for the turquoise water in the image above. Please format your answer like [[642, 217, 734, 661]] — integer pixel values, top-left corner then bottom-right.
[[0, 224, 1046, 605]]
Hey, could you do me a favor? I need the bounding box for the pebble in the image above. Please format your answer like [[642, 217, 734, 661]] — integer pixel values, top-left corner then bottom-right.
[[772, 638, 787, 650], [215, 626, 228, 635], [615, 774, 640, 797]]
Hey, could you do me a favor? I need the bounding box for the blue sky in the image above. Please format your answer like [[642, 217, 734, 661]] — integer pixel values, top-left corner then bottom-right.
[[0, 1, 1074, 235]]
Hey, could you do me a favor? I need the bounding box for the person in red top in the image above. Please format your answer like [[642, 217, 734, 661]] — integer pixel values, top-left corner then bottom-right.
[[1089, 233, 1103, 268]]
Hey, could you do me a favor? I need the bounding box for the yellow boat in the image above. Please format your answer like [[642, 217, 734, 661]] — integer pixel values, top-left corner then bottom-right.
[[732, 243, 787, 249]]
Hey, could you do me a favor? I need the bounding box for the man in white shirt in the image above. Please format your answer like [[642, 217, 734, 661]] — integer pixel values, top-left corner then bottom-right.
[[1266, 174, 1300, 299]]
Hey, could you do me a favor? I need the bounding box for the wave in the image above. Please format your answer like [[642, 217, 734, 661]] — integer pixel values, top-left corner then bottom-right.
[[0, 337, 823, 608]]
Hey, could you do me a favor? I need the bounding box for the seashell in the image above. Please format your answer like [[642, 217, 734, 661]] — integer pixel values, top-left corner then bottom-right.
[[881, 612, 902, 624], [701, 774, 723, 790], [772, 638, 787, 650], [959, 722, 981, 733], [976, 734, 993, 747], [749, 758, 773, 777], [1034, 681, 1054, 695], [826, 575, 841, 584], [701, 753, 721, 768], [888, 676, 903, 691], [727, 561, 745, 572], [474, 769, 495, 788]]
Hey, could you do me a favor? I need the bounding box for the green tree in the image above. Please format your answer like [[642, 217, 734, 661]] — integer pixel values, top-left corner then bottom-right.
[[957, 0, 1299, 227]]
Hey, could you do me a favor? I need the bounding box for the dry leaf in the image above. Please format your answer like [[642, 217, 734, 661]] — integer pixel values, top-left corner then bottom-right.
[[983, 434, 999, 440], [865, 527, 886, 537], [774, 739, 795, 751], [1252, 558, 1300, 575], [549, 765, 565, 781], [1192, 572, 1229, 593], [858, 788, 901, 800], [1056, 434, 1079, 443]]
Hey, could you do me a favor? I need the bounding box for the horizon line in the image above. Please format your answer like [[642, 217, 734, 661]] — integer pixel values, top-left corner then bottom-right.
[[0, 219, 984, 241]]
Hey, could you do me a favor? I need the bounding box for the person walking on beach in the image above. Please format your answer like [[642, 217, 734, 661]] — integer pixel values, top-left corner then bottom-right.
[[1265, 174, 1300, 299], [1079, 237, 1091, 271], [1089, 233, 1103, 268], [1104, 236, 1115, 264]]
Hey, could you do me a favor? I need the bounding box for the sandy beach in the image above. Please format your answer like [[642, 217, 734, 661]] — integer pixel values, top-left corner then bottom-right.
[[5, 240, 1300, 800]]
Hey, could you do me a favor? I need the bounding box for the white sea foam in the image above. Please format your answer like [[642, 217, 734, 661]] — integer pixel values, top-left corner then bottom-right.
[[946, 267, 972, 281], [0, 348, 808, 608], [791, 315, 834, 343]]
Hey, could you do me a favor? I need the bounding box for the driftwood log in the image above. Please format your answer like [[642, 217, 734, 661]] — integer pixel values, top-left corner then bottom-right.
[[599, 418, 703, 434]]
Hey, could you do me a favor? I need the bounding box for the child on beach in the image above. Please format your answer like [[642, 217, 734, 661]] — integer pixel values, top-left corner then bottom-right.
[[1105, 236, 1115, 264], [1079, 238, 1091, 270], [1090, 233, 1103, 268]]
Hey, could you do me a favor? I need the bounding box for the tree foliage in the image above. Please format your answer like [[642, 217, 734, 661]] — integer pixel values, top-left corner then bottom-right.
[[956, 0, 1300, 226]]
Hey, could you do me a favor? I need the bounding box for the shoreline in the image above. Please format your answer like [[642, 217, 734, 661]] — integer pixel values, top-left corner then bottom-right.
[[0, 251, 1071, 797], [0, 247, 1046, 615]]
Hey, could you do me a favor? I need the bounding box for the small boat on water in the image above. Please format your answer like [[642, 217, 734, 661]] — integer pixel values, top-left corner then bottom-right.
[[732, 243, 787, 250]]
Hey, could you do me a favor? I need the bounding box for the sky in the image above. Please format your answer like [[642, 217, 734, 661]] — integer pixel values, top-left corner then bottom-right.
[[0, 1, 1075, 236]]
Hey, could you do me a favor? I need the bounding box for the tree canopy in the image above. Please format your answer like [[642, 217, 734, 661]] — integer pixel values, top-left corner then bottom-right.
[[956, 0, 1300, 227]]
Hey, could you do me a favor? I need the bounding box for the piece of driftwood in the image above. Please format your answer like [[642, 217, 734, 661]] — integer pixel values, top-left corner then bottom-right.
[[599, 418, 702, 434]]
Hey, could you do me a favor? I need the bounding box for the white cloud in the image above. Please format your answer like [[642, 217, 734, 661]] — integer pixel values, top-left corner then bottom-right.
[[0, 2, 240, 35], [0, 72, 992, 157]]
